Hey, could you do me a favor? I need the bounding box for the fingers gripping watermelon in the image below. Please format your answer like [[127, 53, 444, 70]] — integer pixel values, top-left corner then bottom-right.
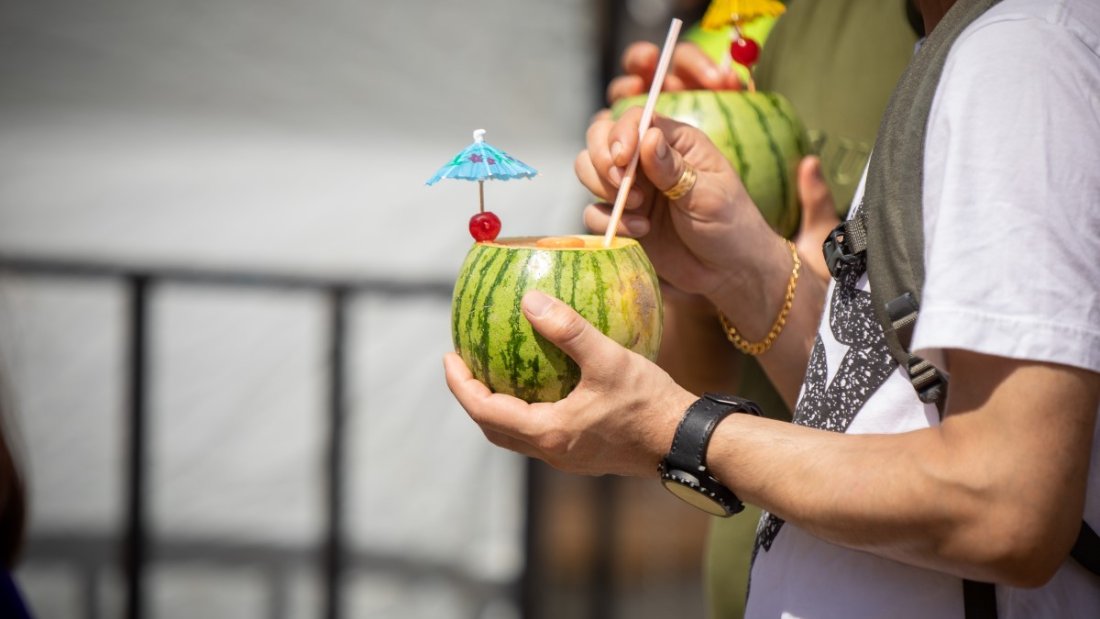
[[451, 236, 663, 403], [612, 90, 808, 239]]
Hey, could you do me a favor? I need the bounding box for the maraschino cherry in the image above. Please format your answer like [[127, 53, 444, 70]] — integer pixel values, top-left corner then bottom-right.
[[469, 211, 502, 242], [730, 36, 760, 67]]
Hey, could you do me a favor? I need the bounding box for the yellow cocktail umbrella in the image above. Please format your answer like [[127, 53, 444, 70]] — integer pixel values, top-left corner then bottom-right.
[[700, 0, 785, 90], [701, 0, 786, 30]]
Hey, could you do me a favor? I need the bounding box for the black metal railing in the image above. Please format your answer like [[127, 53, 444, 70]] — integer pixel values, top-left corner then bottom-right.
[[0, 254, 523, 619]]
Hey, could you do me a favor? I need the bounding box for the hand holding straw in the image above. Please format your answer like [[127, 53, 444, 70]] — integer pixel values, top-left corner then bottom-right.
[[603, 18, 683, 248]]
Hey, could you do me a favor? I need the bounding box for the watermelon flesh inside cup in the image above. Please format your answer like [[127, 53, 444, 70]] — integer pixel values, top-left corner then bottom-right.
[[611, 90, 807, 239], [451, 235, 663, 403]]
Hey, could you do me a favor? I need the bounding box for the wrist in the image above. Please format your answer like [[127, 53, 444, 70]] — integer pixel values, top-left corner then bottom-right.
[[653, 388, 701, 469], [705, 235, 795, 343], [658, 392, 763, 516]]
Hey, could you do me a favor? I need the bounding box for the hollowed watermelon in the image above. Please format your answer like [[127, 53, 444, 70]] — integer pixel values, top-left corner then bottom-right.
[[451, 235, 663, 403], [612, 90, 807, 238]]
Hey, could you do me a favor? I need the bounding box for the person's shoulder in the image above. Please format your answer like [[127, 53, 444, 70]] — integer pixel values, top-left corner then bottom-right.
[[951, 0, 1100, 64], [934, 0, 1100, 109], [971, 0, 1100, 33]]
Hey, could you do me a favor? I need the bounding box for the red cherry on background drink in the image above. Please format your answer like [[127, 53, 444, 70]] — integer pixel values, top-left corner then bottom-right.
[[730, 37, 760, 67], [469, 211, 502, 242]]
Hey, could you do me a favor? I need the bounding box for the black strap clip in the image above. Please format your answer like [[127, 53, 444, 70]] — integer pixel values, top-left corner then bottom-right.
[[823, 221, 865, 279]]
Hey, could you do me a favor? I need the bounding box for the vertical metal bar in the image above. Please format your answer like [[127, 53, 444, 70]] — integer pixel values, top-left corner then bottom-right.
[[269, 567, 289, 619], [83, 565, 101, 619], [322, 287, 349, 619], [520, 458, 543, 619], [123, 275, 150, 619], [596, 0, 626, 110], [589, 476, 616, 619]]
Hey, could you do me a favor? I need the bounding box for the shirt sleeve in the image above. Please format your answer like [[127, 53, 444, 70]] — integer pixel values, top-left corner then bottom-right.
[[911, 9, 1100, 373]]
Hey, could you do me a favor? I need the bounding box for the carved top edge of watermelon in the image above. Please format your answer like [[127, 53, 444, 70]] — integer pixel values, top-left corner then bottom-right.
[[476, 235, 636, 251]]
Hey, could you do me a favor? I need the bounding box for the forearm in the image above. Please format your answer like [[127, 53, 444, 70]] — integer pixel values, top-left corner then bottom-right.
[[702, 357, 1098, 586], [708, 416, 1056, 585], [710, 417, 979, 573]]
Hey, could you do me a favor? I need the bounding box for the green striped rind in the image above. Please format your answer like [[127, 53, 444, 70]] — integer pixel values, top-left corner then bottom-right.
[[451, 236, 663, 403], [612, 90, 807, 239]]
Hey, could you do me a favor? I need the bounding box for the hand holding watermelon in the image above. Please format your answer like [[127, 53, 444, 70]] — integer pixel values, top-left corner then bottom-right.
[[445, 289, 697, 478], [606, 41, 744, 104], [606, 33, 808, 239]]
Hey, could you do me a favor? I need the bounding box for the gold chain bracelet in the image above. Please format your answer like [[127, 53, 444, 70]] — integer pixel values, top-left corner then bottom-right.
[[718, 240, 801, 356]]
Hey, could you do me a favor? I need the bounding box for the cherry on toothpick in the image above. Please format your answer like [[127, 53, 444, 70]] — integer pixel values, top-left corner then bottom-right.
[[730, 36, 760, 67], [469, 211, 502, 242]]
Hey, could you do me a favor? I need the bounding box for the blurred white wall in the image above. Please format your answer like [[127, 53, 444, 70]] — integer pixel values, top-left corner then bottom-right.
[[0, 0, 602, 617]]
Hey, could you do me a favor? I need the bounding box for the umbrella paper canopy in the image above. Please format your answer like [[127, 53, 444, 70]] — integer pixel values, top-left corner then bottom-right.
[[701, 0, 786, 30], [425, 129, 538, 185]]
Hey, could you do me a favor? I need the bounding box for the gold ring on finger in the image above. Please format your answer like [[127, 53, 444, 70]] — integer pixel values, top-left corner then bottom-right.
[[662, 164, 697, 200]]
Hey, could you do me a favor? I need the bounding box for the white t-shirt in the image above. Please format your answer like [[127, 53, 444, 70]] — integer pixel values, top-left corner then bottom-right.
[[745, 1, 1100, 617]]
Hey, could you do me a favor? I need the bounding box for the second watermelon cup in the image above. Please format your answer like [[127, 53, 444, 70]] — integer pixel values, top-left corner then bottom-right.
[[612, 90, 808, 239], [451, 235, 663, 403]]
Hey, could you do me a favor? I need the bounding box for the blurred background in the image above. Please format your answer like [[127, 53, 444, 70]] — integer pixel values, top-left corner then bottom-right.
[[0, 0, 716, 618]]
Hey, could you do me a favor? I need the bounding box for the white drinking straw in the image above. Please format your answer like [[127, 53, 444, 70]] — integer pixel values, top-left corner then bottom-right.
[[603, 17, 683, 248]]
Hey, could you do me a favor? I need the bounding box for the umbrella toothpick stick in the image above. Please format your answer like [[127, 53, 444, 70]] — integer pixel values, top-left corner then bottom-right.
[[604, 18, 683, 248], [478, 180, 485, 213]]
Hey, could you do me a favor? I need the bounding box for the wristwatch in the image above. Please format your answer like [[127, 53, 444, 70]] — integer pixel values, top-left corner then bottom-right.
[[658, 392, 761, 517]]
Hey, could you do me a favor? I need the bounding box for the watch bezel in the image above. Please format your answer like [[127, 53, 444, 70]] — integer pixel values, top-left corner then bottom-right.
[[659, 464, 744, 517]]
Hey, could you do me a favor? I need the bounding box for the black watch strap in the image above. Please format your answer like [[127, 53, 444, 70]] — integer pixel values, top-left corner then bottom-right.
[[666, 393, 761, 472], [659, 393, 762, 517]]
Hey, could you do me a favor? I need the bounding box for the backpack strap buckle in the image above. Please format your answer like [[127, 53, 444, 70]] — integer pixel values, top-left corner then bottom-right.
[[886, 291, 948, 407], [824, 220, 866, 279], [886, 292, 920, 350], [907, 355, 947, 405]]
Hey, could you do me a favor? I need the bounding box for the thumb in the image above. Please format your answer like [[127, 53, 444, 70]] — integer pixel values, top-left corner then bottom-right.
[[796, 156, 838, 229], [795, 156, 840, 281], [521, 290, 616, 371], [637, 126, 690, 200]]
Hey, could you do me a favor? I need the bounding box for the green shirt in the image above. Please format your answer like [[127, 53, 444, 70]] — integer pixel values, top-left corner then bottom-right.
[[754, 0, 919, 213]]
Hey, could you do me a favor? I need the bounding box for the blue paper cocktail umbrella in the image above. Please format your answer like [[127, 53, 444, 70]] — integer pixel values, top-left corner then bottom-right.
[[425, 129, 538, 213]]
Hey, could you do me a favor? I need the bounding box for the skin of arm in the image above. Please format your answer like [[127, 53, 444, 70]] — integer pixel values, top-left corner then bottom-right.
[[707, 349, 1098, 587], [445, 293, 1099, 588]]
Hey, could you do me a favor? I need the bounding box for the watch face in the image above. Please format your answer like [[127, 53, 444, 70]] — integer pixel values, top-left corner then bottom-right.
[[661, 476, 732, 517]]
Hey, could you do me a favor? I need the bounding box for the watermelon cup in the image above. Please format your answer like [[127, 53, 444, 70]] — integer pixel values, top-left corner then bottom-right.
[[451, 235, 663, 403], [611, 90, 808, 239]]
